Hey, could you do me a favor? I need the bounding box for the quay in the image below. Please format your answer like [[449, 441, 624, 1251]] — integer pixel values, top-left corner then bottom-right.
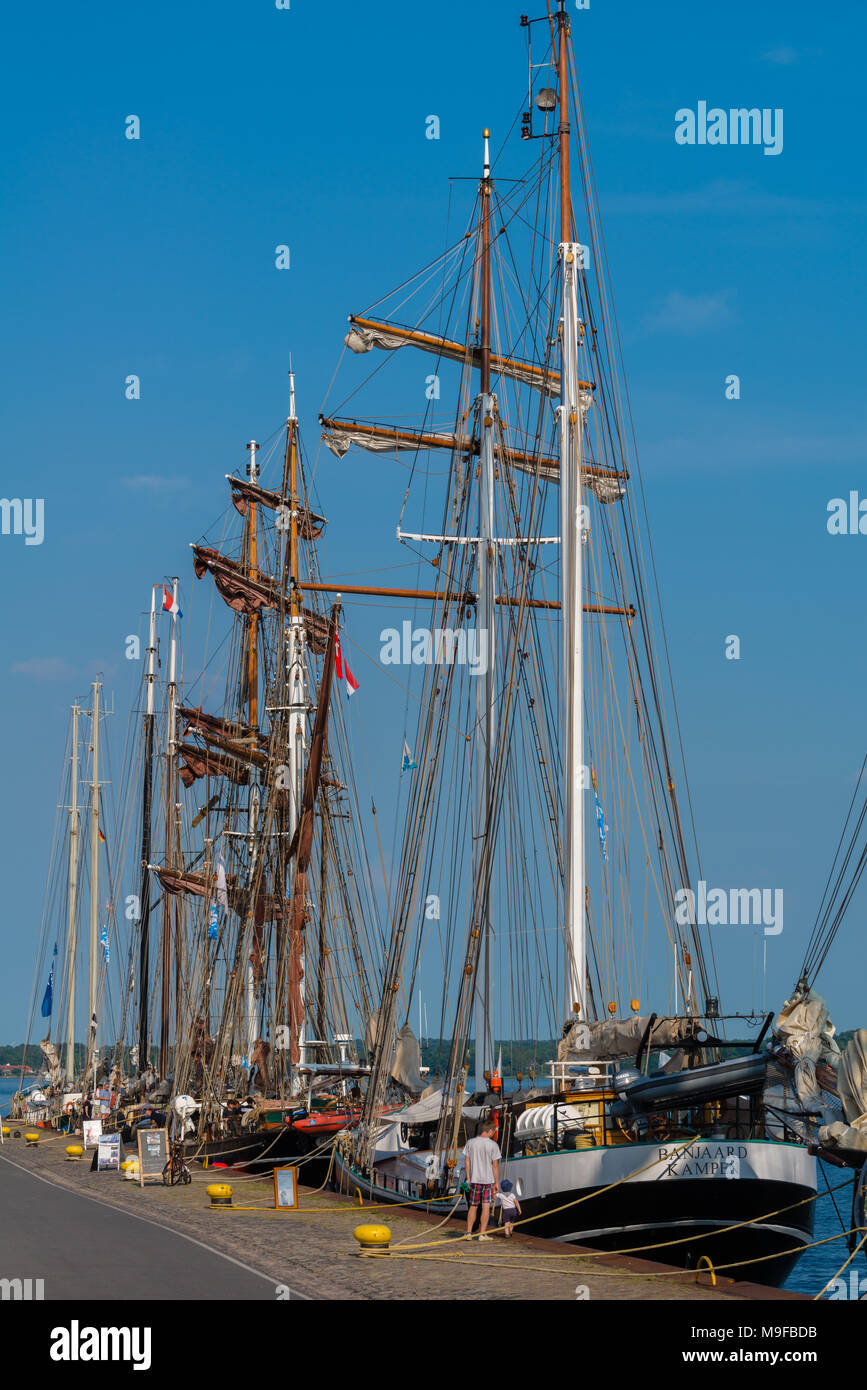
[[0, 1133, 808, 1302]]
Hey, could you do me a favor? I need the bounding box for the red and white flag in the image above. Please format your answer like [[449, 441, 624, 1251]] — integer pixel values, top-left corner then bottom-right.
[[162, 586, 183, 618], [334, 633, 359, 697]]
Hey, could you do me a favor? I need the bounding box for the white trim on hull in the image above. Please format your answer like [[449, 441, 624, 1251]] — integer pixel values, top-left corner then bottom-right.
[[507, 1137, 817, 1200]]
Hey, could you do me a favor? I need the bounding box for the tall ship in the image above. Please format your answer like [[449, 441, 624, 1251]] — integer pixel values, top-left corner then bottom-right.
[[324, 2, 866, 1285], [18, 380, 388, 1168], [14, 0, 866, 1283]]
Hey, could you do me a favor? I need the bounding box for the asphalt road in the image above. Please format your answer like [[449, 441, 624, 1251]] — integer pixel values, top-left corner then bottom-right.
[[0, 1151, 283, 1300]]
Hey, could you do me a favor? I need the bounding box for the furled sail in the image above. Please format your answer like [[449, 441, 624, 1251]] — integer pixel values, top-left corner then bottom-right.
[[344, 314, 597, 396], [179, 705, 267, 750], [391, 1023, 423, 1093], [286, 609, 339, 1064], [558, 1014, 692, 1061], [228, 476, 326, 538], [192, 545, 279, 613], [39, 1037, 63, 1088], [819, 1029, 867, 1156], [838, 1028, 867, 1126], [776, 987, 841, 1066], [319, 415, 626, 496], [176, 742, 250, 788], [156, 867, 212, 898], [776, 986, 842, 1111], [192, 545, 329, 651]]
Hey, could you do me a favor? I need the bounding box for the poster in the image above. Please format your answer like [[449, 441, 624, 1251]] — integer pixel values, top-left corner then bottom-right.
[[82, 1118, 103, 1149], [97, 1132, 121, 1171], [273, 1166, 298, 1209]]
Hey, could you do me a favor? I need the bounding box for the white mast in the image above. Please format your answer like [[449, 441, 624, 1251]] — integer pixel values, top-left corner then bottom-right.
[[556, 1, 588, 1022], [473, 127, 496, 1093], [137, 586, 158, 1074], [65, 703, 81, 1082], [560, 244, 586, 1021], [86, 681, 101, 1092]]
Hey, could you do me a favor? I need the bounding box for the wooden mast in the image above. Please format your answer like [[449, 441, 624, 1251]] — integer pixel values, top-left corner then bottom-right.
[[86, 680, 101, 1094], [274, 374, 300, 1087], [137, 587, 157, 1075], [318, 730, 329, 1045], [246, 441, 260, 729], [558, 0, 571, 243], [159, 577, 180, 1079]]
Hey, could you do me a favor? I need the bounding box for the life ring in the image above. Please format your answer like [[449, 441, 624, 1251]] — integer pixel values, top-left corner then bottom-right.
[[65, 1102, 75, 1115]]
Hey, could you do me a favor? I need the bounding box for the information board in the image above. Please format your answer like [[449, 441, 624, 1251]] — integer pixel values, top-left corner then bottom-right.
[[273, 1165, 298, 1209], [97, 1132, 121, 1172], [82, 1118, 103, 1149], [137, 1127, 169, 1185]]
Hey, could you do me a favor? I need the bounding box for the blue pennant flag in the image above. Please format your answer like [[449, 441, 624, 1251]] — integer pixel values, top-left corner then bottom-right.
[[40, 944, 57, 1019], [401, 739, 417, 773], [590, 764, 608, 863], [100, 922, 110, 964], [594, 790, 608, 862], [208, 904, 219, 941]]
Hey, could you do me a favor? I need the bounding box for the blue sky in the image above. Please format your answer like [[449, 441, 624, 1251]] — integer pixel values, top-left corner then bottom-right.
[[1, 0, 866, 1042]]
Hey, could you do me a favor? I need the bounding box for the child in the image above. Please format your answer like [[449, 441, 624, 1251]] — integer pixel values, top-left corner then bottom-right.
[[495, 1178, 521, 1237]]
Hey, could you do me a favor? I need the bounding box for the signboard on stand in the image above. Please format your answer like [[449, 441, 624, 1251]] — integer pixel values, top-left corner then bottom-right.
[[273, 1166, 299, 1209], [96, 1132, 122, 1172], [82, 1118, 103, 1149], [137, 1127, 169, 1185]]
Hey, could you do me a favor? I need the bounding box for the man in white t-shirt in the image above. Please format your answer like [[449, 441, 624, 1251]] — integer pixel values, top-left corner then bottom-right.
[[463, 1118, 501, 1240]]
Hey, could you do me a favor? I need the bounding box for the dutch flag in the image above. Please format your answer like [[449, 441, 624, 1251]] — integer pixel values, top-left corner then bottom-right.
[[162, 586, 183, 618]]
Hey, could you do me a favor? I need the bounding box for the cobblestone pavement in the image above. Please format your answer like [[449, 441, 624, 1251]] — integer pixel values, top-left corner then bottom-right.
[[0, 1132, 805, 1302]]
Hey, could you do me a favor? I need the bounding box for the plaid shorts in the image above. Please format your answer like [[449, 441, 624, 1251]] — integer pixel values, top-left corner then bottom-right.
[[468, 1182, 493, 1207]]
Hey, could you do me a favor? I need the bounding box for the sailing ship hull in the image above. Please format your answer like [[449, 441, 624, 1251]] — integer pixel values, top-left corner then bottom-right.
[[336, 1138, 815, 1287], [510, 1139, 815, 1286]]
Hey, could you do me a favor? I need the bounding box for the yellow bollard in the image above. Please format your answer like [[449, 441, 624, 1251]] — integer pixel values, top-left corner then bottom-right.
[[122, 1159, 141, 1182], [25, 1132, 40, 1147], [207, 1183, 233, 1208], [1, 1126, 10, 1138], [353, 1224, 392, 1251], [65, 1144, 84, 1161]]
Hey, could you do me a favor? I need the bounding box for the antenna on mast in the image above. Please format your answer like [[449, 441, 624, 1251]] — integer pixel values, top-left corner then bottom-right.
[[288, 357, 296, 422]]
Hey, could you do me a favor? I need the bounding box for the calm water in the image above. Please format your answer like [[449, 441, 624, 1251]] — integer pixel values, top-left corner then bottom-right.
[[0, 1075, 859, 1297]]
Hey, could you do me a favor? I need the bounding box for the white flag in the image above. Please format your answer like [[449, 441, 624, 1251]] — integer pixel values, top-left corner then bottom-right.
[[217, 853, 229, 912]]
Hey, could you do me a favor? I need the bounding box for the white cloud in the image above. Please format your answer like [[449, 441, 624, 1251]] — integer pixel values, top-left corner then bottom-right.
[[647, 290, 735, 335], [603, 180, 807, 217], [120, 475, 189, 491], [762, 46, 801, 65], [11, 657, 75, 680]]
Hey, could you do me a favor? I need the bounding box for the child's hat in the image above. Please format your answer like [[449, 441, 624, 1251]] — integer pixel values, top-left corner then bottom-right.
[[500, 1179, 513, 1192]]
